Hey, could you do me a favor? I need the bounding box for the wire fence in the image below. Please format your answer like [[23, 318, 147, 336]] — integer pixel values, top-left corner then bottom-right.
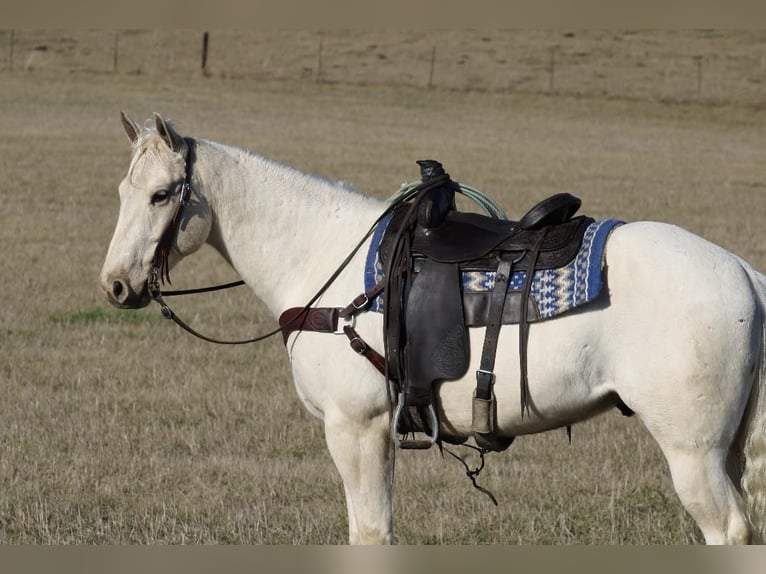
[[2, 30, 766, 105]]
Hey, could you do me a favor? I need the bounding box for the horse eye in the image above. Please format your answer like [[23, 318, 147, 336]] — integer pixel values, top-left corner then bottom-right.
[[151, 190, 170, 205]]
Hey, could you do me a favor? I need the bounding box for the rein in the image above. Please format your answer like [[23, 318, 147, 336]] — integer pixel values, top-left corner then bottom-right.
[[145, 147, 499, 502], [147, 137, 275, 344], [147, 138, 450, 345]]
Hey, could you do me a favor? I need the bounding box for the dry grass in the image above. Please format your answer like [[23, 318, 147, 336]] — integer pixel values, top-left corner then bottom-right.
[[1, 30, 765, 544], [3, 30, 766, 104]]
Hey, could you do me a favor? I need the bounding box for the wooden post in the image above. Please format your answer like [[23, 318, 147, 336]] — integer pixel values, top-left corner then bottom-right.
[[428, 46, 436, 88], [695, 55, 703, 98], [548, 46, 556, 92], [113, 31, 119, 73], [317, 39, 323, 82], [9, 29, 14, 71], [201, 32, 209, 75]]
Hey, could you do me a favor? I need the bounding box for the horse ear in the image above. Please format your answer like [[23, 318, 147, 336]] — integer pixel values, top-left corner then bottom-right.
[[120, 111, 140, 144], [153, 113, 184, 153]]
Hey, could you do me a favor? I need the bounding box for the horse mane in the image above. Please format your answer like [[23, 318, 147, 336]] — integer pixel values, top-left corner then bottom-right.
[[211, 139, 375, 207], [127, 117, 378, 211]]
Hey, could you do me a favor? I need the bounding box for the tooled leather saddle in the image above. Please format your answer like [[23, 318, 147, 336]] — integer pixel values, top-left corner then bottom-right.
[[279, 160, 614, 451], [380, 160, 591, 450]]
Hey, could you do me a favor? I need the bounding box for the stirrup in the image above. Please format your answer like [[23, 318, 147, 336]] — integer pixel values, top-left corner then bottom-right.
[[391, 393, 439, 449]]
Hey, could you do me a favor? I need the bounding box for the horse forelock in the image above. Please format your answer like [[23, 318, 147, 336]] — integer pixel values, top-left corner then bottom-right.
[[127, 133, 186, 189]]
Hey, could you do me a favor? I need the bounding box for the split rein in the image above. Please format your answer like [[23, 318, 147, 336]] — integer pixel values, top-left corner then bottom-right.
[[146, 148, 501, 503]]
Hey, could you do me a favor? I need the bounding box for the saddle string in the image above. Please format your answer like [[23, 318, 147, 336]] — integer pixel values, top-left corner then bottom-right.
[[518, 227, 549, 418], [441, 444, 499, 506]]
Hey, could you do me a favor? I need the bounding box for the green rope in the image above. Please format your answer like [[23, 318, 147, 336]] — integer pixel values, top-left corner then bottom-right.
[[388, 180, 509, 220]]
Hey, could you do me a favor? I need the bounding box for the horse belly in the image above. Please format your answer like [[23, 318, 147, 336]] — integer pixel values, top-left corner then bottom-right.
[[436, 312, 616, 437]]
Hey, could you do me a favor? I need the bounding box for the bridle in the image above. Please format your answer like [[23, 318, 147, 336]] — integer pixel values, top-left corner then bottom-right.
[[146, 137, 289, 345], [151, 138, 195, 287], [145, 136, 420, 346]]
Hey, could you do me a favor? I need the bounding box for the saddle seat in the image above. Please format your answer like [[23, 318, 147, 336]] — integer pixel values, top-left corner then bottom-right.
[[412, 192, 583, 264]]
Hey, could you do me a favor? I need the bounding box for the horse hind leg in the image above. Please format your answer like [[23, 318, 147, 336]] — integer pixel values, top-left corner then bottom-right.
[[648, 375, 753, 543], [664, 446, 751, 544]]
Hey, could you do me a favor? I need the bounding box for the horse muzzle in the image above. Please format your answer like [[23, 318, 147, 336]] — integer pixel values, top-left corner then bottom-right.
[[101, 275, 152, 309]]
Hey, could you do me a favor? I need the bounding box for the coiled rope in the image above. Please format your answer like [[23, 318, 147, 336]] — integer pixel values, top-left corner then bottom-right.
[[388, 180, 509, 220]]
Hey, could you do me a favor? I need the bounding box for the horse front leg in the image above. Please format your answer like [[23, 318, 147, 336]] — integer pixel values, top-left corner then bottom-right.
[[324, 410, 394, 544]]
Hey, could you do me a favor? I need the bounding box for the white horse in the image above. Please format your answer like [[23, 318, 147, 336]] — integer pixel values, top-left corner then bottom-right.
[[100, 113, 766, 545]]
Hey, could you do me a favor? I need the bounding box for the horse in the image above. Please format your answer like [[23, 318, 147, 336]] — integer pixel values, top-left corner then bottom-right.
[[99, 112, 766, 545]]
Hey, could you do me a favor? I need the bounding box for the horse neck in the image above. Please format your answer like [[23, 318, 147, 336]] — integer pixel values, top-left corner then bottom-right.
[[194, 139, 386, 316]]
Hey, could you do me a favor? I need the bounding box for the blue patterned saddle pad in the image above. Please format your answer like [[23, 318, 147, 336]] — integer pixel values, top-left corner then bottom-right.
[[364, 217, 623, 320]]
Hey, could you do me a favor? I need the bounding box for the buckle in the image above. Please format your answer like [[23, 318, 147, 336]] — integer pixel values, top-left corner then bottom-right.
[[475, 369, 495, 400], [348, 335, 367, 355], [351, 293, 369, 311], [180, 182, 192, 207], [148, 268, 162, 299], [476, 369, 495, 384], [334, 313, 355, 334]]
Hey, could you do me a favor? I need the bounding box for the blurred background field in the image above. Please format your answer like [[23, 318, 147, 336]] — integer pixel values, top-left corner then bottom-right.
[[3, 30, 766, 104], [0, 30, 764, 543]]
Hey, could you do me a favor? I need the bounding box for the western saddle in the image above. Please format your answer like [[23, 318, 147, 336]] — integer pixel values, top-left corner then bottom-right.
[[280, 160, 596, 451]]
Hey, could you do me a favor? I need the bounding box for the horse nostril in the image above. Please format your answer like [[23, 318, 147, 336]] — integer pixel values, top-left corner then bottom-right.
[[112, 280, 125, 301]]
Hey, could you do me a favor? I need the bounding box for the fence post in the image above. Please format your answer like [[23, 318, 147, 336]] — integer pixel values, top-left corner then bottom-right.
[[317, 39, 323, 82], [428, 46, 436, 88], [548, 46, 557, 92], [201, 32, 209, 75], [113, 31, 119, 73], [9, 29, 14, 71], [694, 55, 703, 98]]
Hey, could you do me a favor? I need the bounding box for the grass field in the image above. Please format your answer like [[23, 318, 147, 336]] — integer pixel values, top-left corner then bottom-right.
[[3, 30, 766, 104], [1, 30, 765, 544]]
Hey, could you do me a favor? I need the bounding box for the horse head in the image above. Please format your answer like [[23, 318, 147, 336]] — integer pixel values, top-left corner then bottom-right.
[[99, 112, 212, 308]]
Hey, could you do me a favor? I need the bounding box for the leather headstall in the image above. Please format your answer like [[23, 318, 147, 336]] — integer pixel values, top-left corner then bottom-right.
[[151, 137, 195, 289]]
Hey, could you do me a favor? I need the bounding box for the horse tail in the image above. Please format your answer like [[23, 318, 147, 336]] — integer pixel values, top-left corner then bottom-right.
[[737, 257, 766, 543]]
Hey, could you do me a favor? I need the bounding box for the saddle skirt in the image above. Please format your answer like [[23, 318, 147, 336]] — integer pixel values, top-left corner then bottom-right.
[[365, 216, 624, 321]]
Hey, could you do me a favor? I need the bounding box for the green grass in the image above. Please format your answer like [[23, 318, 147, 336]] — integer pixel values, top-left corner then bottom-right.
[[1, 31, 764, 544], [51, 307, 162, 325]]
